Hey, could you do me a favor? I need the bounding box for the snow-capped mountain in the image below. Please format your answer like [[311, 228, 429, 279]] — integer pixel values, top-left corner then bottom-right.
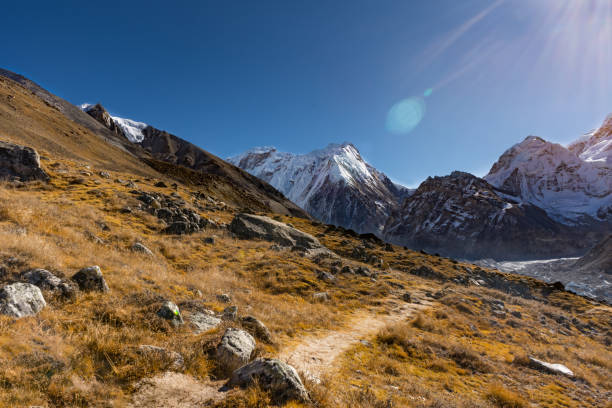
[[81, 103, 147, 143], [484, 115, 612, 223], [228, 143, 412, 234], [382, 171, 592, 260]]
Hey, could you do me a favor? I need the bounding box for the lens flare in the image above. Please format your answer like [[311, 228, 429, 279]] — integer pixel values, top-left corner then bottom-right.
[[386, 97, 426, 134], [424, 88, 433, 97]]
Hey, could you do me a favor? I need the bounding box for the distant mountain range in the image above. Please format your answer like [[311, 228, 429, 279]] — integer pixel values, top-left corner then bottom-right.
[[73, 83, 610, 262], [231, 116, 612, 260]]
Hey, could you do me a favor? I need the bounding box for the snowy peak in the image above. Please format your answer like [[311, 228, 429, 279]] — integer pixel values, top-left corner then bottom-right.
[[80, 103, 148, 143], [568, 113, 612, 165], [229, 143, 410, 234], [485, 114, 612, 223]]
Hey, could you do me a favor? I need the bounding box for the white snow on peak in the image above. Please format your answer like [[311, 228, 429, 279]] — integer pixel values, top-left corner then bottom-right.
[[228, 142, 385, 209], [485, 115, 612, 223], [79, 102, 148, 143], [568, 113, 612, 165], [110, 116, 148, 143]]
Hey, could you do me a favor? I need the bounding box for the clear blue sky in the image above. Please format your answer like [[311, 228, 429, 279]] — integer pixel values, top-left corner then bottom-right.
[[3, 0, 612, 187]]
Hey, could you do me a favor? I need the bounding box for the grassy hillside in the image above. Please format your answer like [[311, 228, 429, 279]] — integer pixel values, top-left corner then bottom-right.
[[0, 155, 608, 407]]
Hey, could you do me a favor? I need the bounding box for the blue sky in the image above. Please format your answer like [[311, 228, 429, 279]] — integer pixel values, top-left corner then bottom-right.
[[3, 0, 612, 187]]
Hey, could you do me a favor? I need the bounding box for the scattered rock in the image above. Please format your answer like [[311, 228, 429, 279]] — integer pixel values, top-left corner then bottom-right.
[[227, 358, 310, 403], [402, 292, 412, 302], [355, 266, 372, 277], [316, 270, 335, 283], [217, 293, 231, 303], [163, 221, 197, 235], [20, 268, 62, 290], [132, 242, 153, 256], [528, 357, 574, 377], [99, 171, 110, 179], [313, 292, 330, 302], [241, 315, 272, 343], [71, 266, 109, 292], [157, 301, 184, 327], [341, 265, 354, 274], [137, 345, 184, 371], [154, 181, 168, 187], [222, 306, 238, 321], [203, 236, 215, 244], [190, 312, 221, 334], [0, 283, 46, 318], [0, 140, 49, 182], [215, 328, 255, 374], [511, 310, 522, 319]]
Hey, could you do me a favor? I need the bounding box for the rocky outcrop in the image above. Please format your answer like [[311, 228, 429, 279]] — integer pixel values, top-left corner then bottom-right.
[[189, 312, 221, 334], [229, 213, 334, 258], [82, 104, 127, 139], [228, 143, 412, 234], [0, 140, 49, 182], [383, 171, 591, 260], [215, 328, 255, 374], [20, 268, 78, 300], [157, 301, 184, 327], [241, 316, 272, 343], [228, 358, 309, 403], [0, 283, 46, 318], [71, 266, 109, 292]]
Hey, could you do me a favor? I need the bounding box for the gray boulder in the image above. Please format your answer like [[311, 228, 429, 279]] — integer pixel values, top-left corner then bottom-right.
[[313, 292, 330, 302], [157, 301, 184, 327], [0, 140, 49, 182], [0, 283, 46, 318], [132, 242, 153, 256], [20, 268, 62, 290], [228, 358, 309, 403], [21, 268, 78, 300], [222, 305, 238, 321], [189, 312, 221, 334], [241, 315, 272, 343], [229, 214, 332, 257], [137, 345, 184, 371], [71, 265, 109, 292], [215, 328, 255, 374]]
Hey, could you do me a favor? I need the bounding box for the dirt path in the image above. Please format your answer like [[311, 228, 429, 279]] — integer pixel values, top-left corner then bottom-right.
[[130, 298, 432, 406], [129, 372, 227, 408], [279, 298, 431, 382]]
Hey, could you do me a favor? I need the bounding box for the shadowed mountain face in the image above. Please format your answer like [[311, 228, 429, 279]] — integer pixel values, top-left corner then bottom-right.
[[382, 171, 596, 260], [0, 69, 308, 218]]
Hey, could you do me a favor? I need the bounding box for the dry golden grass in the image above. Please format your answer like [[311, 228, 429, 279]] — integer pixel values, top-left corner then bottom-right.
[[0, 157, 610, 407]]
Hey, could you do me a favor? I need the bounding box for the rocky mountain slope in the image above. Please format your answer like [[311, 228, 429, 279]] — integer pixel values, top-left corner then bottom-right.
[[227, 144, 412, 234], [485, 116, 612, 224], [78, 103, 307, 218], [381, 171, 595, 260]]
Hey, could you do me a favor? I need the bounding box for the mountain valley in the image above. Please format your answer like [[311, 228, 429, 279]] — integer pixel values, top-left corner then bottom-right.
[[0, 69, 609, 408]]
